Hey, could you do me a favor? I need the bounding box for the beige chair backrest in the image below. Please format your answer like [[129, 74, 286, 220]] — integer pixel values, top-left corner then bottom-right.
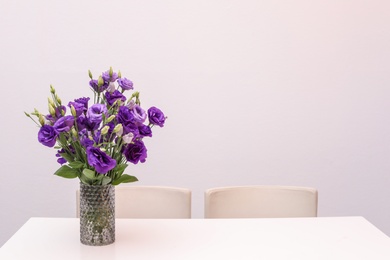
[[77, 186, 191, 219], [205, 185, 318, 218]]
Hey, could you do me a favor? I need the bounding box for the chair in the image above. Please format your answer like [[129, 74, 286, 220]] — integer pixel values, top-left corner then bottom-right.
[[204, 185, 318, 218], [77, 186, 191, 219]]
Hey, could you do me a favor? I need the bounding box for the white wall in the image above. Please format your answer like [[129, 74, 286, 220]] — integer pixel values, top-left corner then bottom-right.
[[1, 0, 390, 246]]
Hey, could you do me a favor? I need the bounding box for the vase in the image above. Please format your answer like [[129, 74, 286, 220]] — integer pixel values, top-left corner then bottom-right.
[[79, 183, 115, 246]]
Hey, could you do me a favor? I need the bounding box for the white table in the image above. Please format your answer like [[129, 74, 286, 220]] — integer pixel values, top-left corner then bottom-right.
[[1, 217, 390, 259]]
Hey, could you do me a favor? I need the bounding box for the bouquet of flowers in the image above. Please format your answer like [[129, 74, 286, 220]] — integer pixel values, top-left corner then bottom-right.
[[25, 67, 166, 186]]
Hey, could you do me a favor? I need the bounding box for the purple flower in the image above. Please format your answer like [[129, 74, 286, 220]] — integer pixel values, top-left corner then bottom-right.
[[79, 129, 94, 147], [74, 97, 90, 110], [89, 79, 99, 91], [117, 106, 139, 136], [117, 106, 134, 124], [38, 125, 58, 147], [132, 105, 147, 123], [45, 114, 56, 124], [105, 90, 126, 106], [57, 157, 67, 165], [55, 105, 67, 118], [148, 107, 165, 127], [102, 71, 118, 82], [87, 104, 107, 124], [86, 146, 117, 174], [55, 150, 67, 165], [89, 79, 108, 92], [123, 122, 139, 136], [123, 140, 147, 164], [117, 78, 133, 90], [53, 115, 75, 133], [138, 125, 152, 137], [93, 131, 101, 144], [68, 101, 85, 117], [81, 136, 94, 147], [76, 116, 87, 131], [77, 116, 99, 131], [70, 97, 90, 117]]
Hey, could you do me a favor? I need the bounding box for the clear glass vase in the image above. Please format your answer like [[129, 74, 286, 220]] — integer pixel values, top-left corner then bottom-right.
[[79, 183, 115, 246]]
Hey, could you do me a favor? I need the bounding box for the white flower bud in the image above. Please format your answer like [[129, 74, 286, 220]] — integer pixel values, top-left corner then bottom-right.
[[122, 133, 134, 144], [100, 125, 110, 135], [71, 128, 78, 138], [70, 105, 77, 117], [113, 124, 123, 136], [127, 99, 136, 109], [107, 82, 116, 93], [55, 94, 62, 105], [98, 76, 104, 87], [48, 97, 55, 107], [106, 115, 116, 123], [38, 114, 45, 126], [49, 104, 56, 117]]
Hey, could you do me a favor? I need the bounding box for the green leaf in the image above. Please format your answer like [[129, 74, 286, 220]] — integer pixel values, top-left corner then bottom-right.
[[60, 153, 74, 163], [68, 161, 84, 169], [102, 176, 112, 186], [54, 165, 78, 179], [112, 174, 138, 185], [59, 133, 68, 145], [114, 164, 128, 175], [79, 173, 91, 185], [82, 169, 96, 180]]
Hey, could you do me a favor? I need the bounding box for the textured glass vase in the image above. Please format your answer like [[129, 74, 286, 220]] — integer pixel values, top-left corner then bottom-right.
[[80, 183, 115, 246]]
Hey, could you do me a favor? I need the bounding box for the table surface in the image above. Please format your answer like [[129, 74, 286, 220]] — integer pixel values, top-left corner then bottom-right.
[[1, 217, 390, 260]]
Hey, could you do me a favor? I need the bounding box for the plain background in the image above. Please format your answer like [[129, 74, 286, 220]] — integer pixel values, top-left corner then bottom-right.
[[1, 0, 390, 246]]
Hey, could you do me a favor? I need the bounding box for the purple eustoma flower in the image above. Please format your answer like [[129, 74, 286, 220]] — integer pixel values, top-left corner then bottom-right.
[[86, 146, 117, 174], [105, 90, 126, 106], [78, 129, 94, 147], [38, 125, 58, 147], [102, 71, 118, 82], [45, 114, 56, 124], [117, 77, 133, 91], [81, 136, 94, 147], [68, 101, 85, 117], [117, 106, 134, 124], [117, 106, 139, 136], [77, 115, 99, 131], [148, 107, 165, 127], [123, 140, 147, 164], [138, 125, 152, 137], [55, 150, 67, 165], [53, 115, 75, 132], [132, 105, 147, 123], [57, 157, 67, 165], [87, 104, 107, 124], [123, 122, 139, 137], [89, 79, 108, 92], [74, 97, 90, 110], [55, 105, 66, 118], [93, 131, 101, 144], [76, 116, 87, 131]]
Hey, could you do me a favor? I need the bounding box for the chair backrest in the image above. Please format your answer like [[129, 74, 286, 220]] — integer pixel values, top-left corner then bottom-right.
[[205, 185, 318, 218], [77, 186, 191, 219]]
